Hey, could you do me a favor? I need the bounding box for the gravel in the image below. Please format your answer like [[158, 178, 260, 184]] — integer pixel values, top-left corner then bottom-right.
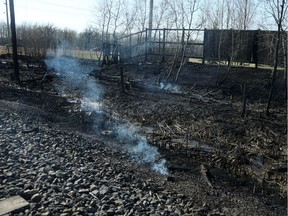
[[0, 100, 191, 215]]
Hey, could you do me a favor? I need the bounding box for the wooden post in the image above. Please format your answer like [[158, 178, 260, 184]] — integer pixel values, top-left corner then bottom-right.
[[102, 42, 106, 65], [162, 28, 166, 62], [158, 31, 161, 54], [241, 82, 247, 118], [181, 28, 185, 56], [129, 34, 132, 58], [152, 116, 155, 145], [202, 28, 206, 64], [9, 0, 19, 82], [112, 40, 118, 64], [120, 62, 125, 93], [253, 30, 259, 69], [119, 46, 125, 93], [285, 31, 287, 100], [145, 28, 148, 61]]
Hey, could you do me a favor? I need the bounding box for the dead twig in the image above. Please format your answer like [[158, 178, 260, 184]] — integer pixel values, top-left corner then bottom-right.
[[200, 164, 213, 189], [174, 124, 185, 134]]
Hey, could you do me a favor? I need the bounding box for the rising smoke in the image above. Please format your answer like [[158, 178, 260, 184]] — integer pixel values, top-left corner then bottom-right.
[[115, 124, 168, 175], [45, 54, 168, 175], [160, 82, 181, 93], [45, 56, 102, 101]]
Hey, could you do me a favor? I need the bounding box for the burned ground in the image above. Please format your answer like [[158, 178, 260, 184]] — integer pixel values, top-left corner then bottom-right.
[[101, 62, 287, 192], [0, 58, 287, 215]]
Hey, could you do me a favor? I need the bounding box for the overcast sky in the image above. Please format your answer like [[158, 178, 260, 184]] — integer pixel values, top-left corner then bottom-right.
[[0, 0, 282, 33], [0, 0, 95, 32]]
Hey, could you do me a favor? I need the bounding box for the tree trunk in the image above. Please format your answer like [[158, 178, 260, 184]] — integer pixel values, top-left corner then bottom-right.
[[9, 0, 20, 82], [285, 32, 288, 100], [266, 1, 285, 115]]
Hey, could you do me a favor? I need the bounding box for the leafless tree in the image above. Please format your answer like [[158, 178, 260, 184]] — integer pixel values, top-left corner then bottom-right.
[[0, 21, 9, 46], [235, 0, 259, 30], [264, 0, 288, 115], [161, 0, 202, 82], [202, 0, 234, 29], [122, 1, 138, 35], [16, 23, 57, 58], [134, 0, 149, 31], [202, 0, 259, 42], [77, 27, 100, 47]]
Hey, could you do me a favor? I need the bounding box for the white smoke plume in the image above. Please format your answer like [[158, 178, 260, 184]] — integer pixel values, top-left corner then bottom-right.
[[115, 124, 168, 175], [45, 54, 168, 175], [160, 82, 181, 93]]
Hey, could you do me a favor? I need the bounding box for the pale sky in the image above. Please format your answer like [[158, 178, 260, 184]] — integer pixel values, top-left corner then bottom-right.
[[0, 0, 96, 32], [0, 0, 281, 33]]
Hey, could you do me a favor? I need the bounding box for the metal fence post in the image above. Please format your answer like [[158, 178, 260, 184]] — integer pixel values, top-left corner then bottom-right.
[[145, 28, 148, 61], [129, 34, 132, 58], [162, 28, 166, 62], [202, 28, 206, 64], [253, 29, 260, 68], [181, 28, 185, 55]]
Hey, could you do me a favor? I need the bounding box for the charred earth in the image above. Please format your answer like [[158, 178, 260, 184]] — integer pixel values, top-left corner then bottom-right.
[[0, 57, 286, 215]]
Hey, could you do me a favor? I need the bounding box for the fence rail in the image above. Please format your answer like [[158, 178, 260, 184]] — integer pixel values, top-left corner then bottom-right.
[[102, 28, 288, 68]]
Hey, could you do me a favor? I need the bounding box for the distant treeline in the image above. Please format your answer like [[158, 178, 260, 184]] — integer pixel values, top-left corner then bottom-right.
[[0, 23, 102, 58]]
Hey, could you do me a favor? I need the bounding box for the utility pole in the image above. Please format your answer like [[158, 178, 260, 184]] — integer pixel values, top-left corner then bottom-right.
[[5, 0, 10, 40], [148, 0, 153, 41], [9, 0, 19, 82]]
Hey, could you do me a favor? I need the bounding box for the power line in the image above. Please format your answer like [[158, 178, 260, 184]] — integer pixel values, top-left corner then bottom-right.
[[25, 0, 92, 12], [16, 5, 89, 16]]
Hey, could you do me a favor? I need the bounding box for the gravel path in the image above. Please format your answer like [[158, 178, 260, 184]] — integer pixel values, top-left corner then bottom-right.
[[0, 100, 194, 215], [0, 98, 286, 216]]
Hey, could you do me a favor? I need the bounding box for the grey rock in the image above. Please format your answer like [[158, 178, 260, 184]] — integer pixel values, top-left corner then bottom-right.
[[174, 208, 181, 215], [24, 183, 33, 190], [31, 193, 42, 203], [99, 185, 109, 195], [74, 179, 82, 185], [107, 208, 115, 216], [79, 188, 89, 193], [100, 204, 110, 211], [48, 171, 56, 176], [166, 198, 174, 205]]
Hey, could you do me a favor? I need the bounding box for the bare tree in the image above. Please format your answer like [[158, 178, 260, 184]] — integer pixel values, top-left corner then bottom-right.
[[94, 0, 113, 43], [264, 0, 288, 115], [0, 21, 9, 46], [17, 24, 57, 58], [202, 0, 234, 29], [161, 0, 202, 82], [234, 0, 259, 30], [122, 1, 138, 35], [134, 0, 149, 31], [175, 0, 202, 81], [153, 0, 169, 29]]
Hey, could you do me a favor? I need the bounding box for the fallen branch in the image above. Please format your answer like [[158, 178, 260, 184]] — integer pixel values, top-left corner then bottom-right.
[[190, 93, 229, 104]]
